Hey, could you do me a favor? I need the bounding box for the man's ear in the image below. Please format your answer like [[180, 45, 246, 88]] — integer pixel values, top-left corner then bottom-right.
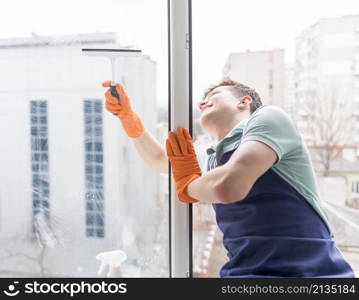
[[237, 95, 252, 110]]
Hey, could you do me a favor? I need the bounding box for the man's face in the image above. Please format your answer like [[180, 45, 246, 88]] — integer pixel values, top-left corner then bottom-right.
[[198, 86, 241, 128]]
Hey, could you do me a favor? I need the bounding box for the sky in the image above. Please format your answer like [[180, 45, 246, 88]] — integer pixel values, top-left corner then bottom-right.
[[0, 0, 358, 107]]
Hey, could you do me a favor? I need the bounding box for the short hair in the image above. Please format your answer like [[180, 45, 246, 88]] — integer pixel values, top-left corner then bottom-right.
[[202, 77, 263, 114]]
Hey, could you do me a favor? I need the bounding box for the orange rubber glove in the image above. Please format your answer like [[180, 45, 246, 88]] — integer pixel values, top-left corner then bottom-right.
[[102, 81, 145, 138], [166, 128, 201, 203]]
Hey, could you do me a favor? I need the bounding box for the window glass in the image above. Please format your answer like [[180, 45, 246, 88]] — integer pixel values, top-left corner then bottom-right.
[[192, 0, 359, 277], [0, 0, 169, 277]]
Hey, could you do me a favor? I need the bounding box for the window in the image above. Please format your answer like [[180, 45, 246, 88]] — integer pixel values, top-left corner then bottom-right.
[[30, 101, 50, 220], [192, 0, 359, 278], [269, 53, 273, 64], [2, 0, 359, 280], [0, 0, 169, 278], [84, 100, 105, 238], [269, 69, 273, 97], [352, 181, 359, 194]]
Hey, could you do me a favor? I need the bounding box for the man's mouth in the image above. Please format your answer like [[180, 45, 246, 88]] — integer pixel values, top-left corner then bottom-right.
[[201, 104, 213, 112]]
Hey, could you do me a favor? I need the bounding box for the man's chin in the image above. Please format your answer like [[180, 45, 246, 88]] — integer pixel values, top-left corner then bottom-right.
[[199, 113, 213, 129], [199, 108, 212, 119]]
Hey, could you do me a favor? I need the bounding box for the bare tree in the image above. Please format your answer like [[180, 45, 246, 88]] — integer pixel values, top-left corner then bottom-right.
[[0, 212, 63, 277], [301, 80, 353, 176]]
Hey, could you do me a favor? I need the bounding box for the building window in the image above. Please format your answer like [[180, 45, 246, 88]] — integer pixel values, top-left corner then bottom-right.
[[30, 101, 50, 219], [269, 69, 273, 97], [352, 181, 359, 194], [268, 52, 273, 64], [84, 100, 105, 238]]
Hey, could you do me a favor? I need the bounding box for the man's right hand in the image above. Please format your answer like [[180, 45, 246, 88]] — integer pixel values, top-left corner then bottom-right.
[[102, 81, 145, 138]]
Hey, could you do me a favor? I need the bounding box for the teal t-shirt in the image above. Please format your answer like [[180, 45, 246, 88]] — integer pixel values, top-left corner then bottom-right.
[[197, 104, 334, 238]]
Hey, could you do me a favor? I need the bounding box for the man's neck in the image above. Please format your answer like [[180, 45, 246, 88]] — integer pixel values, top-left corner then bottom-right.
[[213, 117, 246, 143]]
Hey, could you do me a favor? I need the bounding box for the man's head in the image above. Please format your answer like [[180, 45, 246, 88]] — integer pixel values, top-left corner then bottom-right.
[[198, 78, 262, 140]]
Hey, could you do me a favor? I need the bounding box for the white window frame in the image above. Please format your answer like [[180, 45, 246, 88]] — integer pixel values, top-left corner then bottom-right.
[[168, 0, 193, 278]]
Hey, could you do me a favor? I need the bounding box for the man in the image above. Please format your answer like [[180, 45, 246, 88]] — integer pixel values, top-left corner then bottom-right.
[[102, 79, 355, 278]]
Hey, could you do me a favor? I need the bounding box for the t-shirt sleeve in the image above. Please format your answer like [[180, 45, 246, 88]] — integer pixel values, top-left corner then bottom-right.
[[240, 106, 301, 165]]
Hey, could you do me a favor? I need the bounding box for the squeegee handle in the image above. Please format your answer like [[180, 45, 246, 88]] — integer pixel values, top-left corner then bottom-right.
[[110, 84, 120, 116], [110, 85, 120, 100]]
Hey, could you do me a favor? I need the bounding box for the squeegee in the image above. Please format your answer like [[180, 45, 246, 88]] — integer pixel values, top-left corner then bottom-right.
[[81, 48, 142, 109]]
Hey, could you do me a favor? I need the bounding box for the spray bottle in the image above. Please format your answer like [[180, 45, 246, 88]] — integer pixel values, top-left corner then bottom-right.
[[96, 250, 127, 277]]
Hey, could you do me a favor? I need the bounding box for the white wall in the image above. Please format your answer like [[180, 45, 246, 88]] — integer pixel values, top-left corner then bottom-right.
[[223, 49, 285, 108], [317, 176, 347, 207]]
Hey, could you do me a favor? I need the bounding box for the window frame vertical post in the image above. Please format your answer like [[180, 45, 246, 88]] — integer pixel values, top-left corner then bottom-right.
[[168, 0, 193, 278]]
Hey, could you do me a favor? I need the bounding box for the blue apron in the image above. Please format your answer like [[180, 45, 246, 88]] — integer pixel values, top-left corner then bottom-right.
[[211, 147, 355, 278]]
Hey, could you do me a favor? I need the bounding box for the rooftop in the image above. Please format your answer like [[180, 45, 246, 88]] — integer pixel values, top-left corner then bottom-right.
[[0, 32, 123, 49]]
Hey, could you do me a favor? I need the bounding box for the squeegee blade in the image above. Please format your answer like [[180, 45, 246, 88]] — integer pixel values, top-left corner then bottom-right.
[[81, 48, 142, 57]]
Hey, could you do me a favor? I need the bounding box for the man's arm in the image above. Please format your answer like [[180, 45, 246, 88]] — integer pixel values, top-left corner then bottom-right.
[[187, 140, 277, 204], [132, 129, 168, 174], [103, 81, 169, 175], [132, 130, 206, 176]]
